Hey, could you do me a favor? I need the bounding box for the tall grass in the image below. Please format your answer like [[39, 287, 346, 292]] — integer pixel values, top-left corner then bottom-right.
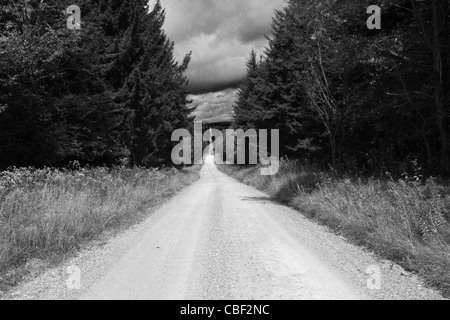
[[219, 160, 450, 297], [0, 166, 200, 287]]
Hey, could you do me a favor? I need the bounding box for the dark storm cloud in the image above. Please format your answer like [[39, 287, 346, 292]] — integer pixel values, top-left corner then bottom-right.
[[151, 0, 286, 93], [188, 80, 239, 95], [239, 19, 273, 43]]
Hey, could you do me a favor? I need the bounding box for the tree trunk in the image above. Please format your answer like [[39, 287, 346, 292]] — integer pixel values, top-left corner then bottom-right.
[[432, 0, 450, 173], [421, 129, 433, 168], [330, 132, 337, 166]]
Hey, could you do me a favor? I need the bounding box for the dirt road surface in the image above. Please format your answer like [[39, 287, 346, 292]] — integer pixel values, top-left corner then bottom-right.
[[2, 156, 445, 300]]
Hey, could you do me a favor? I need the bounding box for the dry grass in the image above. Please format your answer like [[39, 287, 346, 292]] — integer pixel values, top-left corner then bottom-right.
[[218, 161, 450, 297], [0, 165, 200, 288]]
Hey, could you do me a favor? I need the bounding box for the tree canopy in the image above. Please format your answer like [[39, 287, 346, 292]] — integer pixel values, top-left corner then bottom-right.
[[234, 0, 450, 176], [0, 0, 192, 169]]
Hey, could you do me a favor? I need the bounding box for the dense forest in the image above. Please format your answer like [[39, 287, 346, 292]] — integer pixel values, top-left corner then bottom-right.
[[234, 0, 450, 177], [0, 0, 193, 170], [2, 0, 450, 177]]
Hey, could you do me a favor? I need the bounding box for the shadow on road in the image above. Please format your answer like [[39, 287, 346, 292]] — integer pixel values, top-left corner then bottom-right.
[[240, 196, 278, 204]]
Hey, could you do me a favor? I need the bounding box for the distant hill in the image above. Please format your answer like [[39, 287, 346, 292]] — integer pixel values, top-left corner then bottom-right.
[[203, 121, 233, 132]]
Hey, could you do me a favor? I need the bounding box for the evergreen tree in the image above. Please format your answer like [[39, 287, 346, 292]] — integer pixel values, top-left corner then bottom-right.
[[117, 1, 192, 166], [234, 49, 263, 130], [0, 0, 192, 169], [234, 0, 450, 175]]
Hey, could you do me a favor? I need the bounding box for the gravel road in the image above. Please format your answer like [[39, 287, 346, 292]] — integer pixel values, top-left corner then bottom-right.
[[1, 156, 445, 300]]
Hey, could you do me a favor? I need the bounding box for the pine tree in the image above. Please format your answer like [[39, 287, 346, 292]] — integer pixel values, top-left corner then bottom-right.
[[118, 0, 192, 167], [234, 49, 263, 130], [0, 0, 192, 169]]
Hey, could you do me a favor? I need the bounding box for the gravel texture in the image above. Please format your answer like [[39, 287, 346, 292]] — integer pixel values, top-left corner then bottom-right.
[[0, 158, 445, 300]]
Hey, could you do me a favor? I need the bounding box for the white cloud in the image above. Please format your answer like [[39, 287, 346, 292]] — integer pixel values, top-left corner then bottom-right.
[[189, 88, 238, 122]]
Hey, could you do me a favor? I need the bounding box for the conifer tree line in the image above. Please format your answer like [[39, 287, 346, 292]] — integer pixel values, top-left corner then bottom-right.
[[234, 0, 450, 176], [0, 0, 193, 169]]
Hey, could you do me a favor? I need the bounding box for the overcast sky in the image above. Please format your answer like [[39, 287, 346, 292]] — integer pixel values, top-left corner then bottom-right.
[[149, 0, 286, 122]]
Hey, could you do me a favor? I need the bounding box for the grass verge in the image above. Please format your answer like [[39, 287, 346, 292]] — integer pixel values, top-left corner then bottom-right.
[[218, 161, 450, 298], [0, 165, 200, 290]]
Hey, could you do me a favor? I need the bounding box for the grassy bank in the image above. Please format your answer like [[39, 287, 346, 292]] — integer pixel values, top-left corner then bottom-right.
[[218, 161, 450, 297], [0, 166, 200, 289]]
